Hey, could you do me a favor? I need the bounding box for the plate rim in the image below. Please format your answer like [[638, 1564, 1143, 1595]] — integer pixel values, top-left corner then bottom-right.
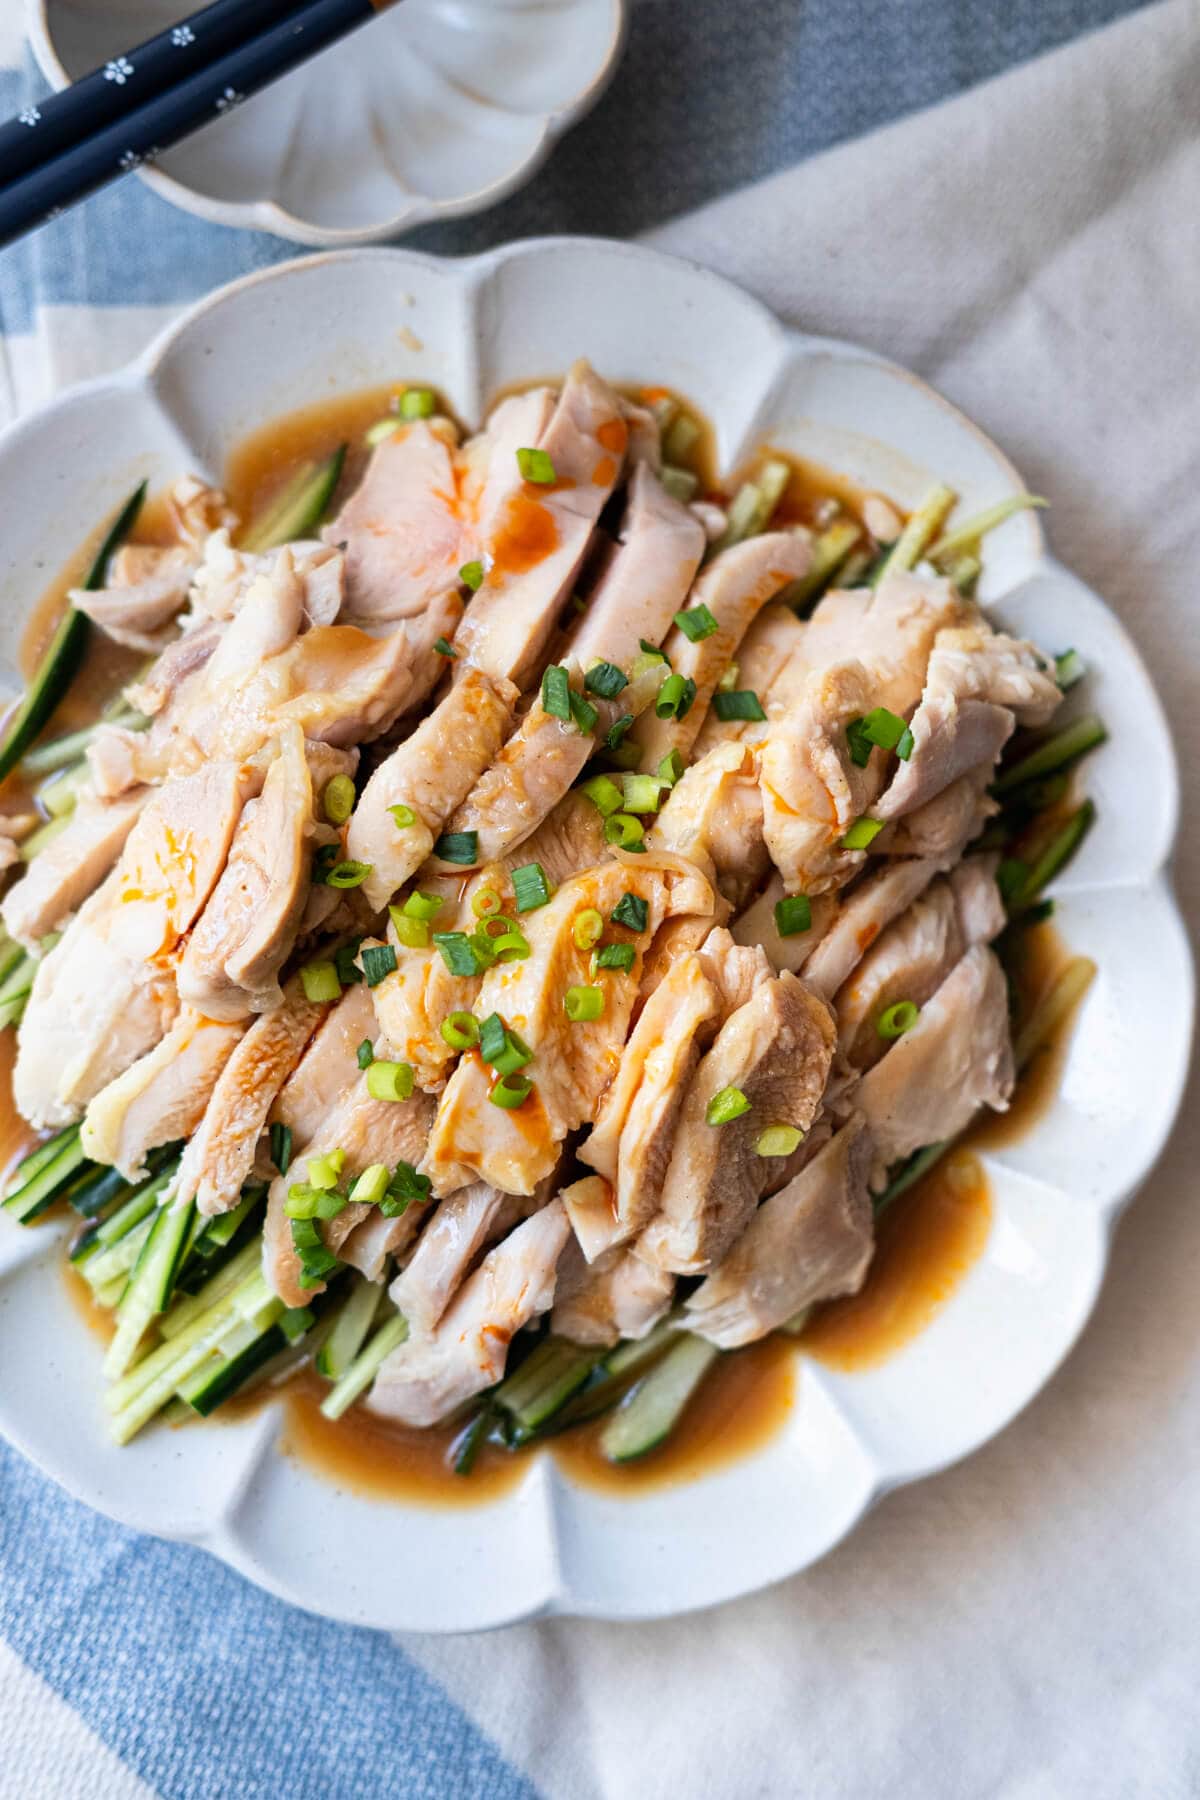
[[0, 237, 1191, 1631]]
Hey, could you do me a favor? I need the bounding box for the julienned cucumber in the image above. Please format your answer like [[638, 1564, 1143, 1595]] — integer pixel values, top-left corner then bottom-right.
[[103, 1198, 197, 1379], [494, 1336, 602, 1436], [599, 1334, 719, 1464], [2, 1127, 89, 1223], [315, 1272, 383, 1381], [0, 481, 146, 783], [241, 445, 346, 554]]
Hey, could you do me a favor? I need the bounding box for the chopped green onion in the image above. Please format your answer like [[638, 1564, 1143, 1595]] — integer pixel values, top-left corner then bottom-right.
[[755, 1125, 803, 1157], [674, 603, 719, 642], [325, 859, 373, 890], [300, 960, 340, 1003], [269, 1123, 293, 1176], [606, 714, 634, 751], [928, 492, 1046, 566], [659, 465, 699, 504], [399, 387, 436, 420], [580, 773, 624, 816], [379, 1161, 432, 1216], [774, 894, 812, 937], [489, 1073, 534, 1109], [511, 862, 552, 914], [403, 891, 444, 921], [307, 1149, 346, 1191], [468, 887, 499, 919], [896, 727, 915, 761], [440, 1011, 479, 1050], [349, 1164, 390, 1207], [712, 689, 765, 723], [569, 691, 599, 735], [657, 749, 686, 786], [621, 773, 665, 814], [611, 892, 649, 932], [603, 812, 645, 850], [459, 560, 485, 592], [388, 803, 416, 829], [479, 1014, 533, 1076], [640, 638, 668, 662], [360, 944, 397, 988], [841, 817, 884, 851], [285, 1184, 320, 1220], [572, 908, 604, 951], [564, 985, 605, 1023], [846, 707, 908, 765], [584, 661, 628, 699], [1055, 649, 1085, 691], [717, 662, 740, 694], [516, 447, 556, 484], [333, 939, 364, 988], [433, 637, 457, 659], [541, 664, 571, 721], [432, 932, 482, 977], [490, 931, 530, 962], [594, 941, 635, 973], [391, 914, 429, 950], [655, 673, 697, 720], [356, 1039, 375, 1070], [993, 714, 1107, 794], [467, 929, 498, 970], [878, 1000, 920, 1040], [706, 1086, 752, 1126], [366, 1061, 414, 1103], [433, 831, 479, 866], [322, 774, 355, 826]]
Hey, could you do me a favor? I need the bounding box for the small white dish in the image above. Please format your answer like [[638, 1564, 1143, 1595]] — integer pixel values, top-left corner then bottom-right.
[[0, 240, 1191, 1631], [28, 0, 627, 245]]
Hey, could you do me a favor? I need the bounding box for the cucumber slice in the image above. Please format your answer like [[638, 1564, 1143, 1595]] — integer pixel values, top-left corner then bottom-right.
[[320, 1310, 408, 1422], [62, 1162, 129, 1220], [241, 446, 346, 553], [106, 1271, 275, 1442], [159, 1238, 262, 1340], [551, 1322, 682, 1432], [315, 1273, 382, 1381], [78, 1165, 175, 1277], [187, 1186, 263, 1262], [104, 1199, 196, 1379], [0, 482, 145, 783], [494, 1336, 603, 1436], [4, 1125, 79, 1196], [599, 1334, 719, 1464], [82, 1214, 155, 1292], [3, 1127, 89, 1223], [178, 1323, 287, 1417]]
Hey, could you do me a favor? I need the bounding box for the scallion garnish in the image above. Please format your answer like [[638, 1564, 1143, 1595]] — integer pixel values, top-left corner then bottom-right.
[[404, 891, 444, 921], [611, 892, 649, 932], [390, 913, 429, 949], [606, 714, 634, 751], [706, 1086, 751, 1126], [360, 944, 397, 988], [603, 812, 645, 849], [511, 861, 552, 914], [1055, 648, 1085, 691], [433, 830, 479, 866], [584, 661, 628, 699], [564, 985, 605, 1023], [846, 707, 909, 767], [433, 637, 457, 659], [440, 1011, 479, 1051], [621, 773, 664, 814], [541, 664, 571, 721], [432, 932, 482, 977], [639, 638, 668, 662], [459, 560, 484, 592], [307, 1149, 345, 1191], [399, 387, 436, 420], [489, 1072, 534, 1110], [657, 749, 685, 786], [379, 1160, 433, 1215], [569, 691, 599, 735], [674, 603, 719, 642], [580, 773, 624, 816], [841, 817, 884, 851], [356, 1039, 375, 1070], [325, 859, 373, 890], [755, 1125, 802, 1157], [655, 672, 697, 720], [877, 1000, 920, 1040], [388, 803, 416, 829], [333, 939, 364, 987], [300, 959, 341, 1003], [479, 1013, 533, 1076], [572, 908, 604, 951], [322, 774, 355, 826], [774, 894, 812, 937], [712, 689, 766, 723], [270, 1122, 293, 1177], [593, 941, 635, 973], [896, 727, 915, 761], [349, 1164, 390, 1207], [366, 1060, 414, 1103], [516, 447, 556, 484]]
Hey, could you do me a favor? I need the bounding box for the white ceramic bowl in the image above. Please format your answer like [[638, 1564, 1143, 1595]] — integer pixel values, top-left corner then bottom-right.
[[28, 0, 627, 245], [0, 241, 1191, 1631]]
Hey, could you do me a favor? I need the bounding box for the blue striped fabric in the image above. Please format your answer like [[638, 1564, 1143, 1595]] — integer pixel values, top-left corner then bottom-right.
[[0, 3, 1152, 1794]]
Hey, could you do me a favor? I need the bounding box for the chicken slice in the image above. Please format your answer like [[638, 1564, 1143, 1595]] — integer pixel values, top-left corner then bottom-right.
[[650, 739, 768, 906], [635, 971, 837, 1275], [367, 1200, 571, 1427], [177, 985, 328, 1216], [457, 387, 557, 549], [730, 874, 839, 975], [801, 857, 944, 1000], [834, 880, 967, 1070], [263, 1084, 436, 1308], [1, 789, 147, 951], [759, 659, 881, 896], [633, 532, 813, 771], [877, 769, 997, 859], [178, 725, 319, 1019], [454, 362, 627, 687], [552, 1230, 675, 1347], [13, 762, 255, 1128], [686, 1116, 875, 1347], [388, 1181, 526, 1334], [268, 983, 377, 1153], [322, 420, 464, 624], [691, 602, 806, 755], [345, 667, 517, 911], [424, 857, 715, 1196], [576, 954, 722, 1255], [191, 529, 345, 627], [71, 545, 196, 652], [81, 1010, 244, 1181], [949, 853, 1006, 943], [856, 944, 1014, 1180]]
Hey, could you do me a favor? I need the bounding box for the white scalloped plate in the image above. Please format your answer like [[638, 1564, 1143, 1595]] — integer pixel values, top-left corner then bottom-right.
[[0, 242, 1191, 1632], [29, 0, 626, 245]]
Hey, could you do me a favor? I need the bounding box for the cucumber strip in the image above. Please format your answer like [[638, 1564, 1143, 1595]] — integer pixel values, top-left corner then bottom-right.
[[241, 446, 346, 554], [40, 760, 90, 820], [0, 951, 37, 1007], [994, 716, 1107, 795], [95, 1274, 130, 1309], [158, 1238, 262, 1340], [320, 1311, 408, 1422], [0, 482, 145, 783], [494, 1337, 603, 1436], [928, 492, 1046, 566], [781, 518, 861, 613], [1014, 955, 1097, 1071], [314, 1273, 383, 1380], [452, 1405, 494, 1477], [0, 936, 27, 987], [606, 1316, 682, 1375], [212, 1298, 283, 1365], [104, 1199, 197, 1378], [550, 1323, 682, 1433], [83, 1214, 156, 1292], [3, 1127, 89, 1223], [716, 459, 791, 551], [63, 1162, 129, 1220], [599, 1334, 720, 1463], [4, 1124, 78, 1195], [191, 1186, 263, 1258], [178, 1320, 288, 1418], [86, 1168, 168, 1252], [1012, 801, 1096, 910], [874, 1141, 950, 1219], [106, 1269, 274, 1415], [872, 482, 957, 585]]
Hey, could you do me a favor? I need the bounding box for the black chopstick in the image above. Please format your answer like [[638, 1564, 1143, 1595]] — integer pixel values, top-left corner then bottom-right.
[[0, 0, 401, 251]]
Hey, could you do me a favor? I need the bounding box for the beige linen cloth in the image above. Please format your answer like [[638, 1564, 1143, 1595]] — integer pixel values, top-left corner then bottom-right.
[[406, 5, 1200, 1796]]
